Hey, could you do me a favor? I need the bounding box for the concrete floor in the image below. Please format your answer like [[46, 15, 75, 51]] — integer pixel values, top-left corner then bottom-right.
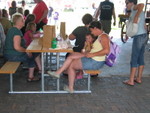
[[0, 29, 150, 113], [99, 29, 150, 77]]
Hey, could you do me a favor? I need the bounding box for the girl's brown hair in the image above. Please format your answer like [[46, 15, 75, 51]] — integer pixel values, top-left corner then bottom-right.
[[26, 22, 36, 31]]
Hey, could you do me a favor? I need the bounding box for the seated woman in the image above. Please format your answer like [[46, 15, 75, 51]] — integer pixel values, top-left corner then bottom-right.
[[4, 13, 41, 82], [48, 21, 110, 93]]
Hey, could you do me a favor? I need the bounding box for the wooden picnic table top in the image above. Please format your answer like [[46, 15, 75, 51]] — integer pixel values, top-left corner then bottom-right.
[[26, 38, 43, 53], [26, 38, 73, 53]]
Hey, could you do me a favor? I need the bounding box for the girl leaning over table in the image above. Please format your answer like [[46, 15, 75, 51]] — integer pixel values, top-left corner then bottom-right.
[[4, 13, 41, 82], [24, 22, 42, 78]]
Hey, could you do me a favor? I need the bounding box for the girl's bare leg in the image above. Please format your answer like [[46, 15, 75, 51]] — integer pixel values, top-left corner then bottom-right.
[[35, 55, 42, 72], [28, 67, 35, 78]]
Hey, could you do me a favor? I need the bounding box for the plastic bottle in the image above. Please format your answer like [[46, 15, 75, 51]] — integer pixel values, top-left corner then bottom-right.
[[51, 38, 57, 49], [39, 28, 43, 33]]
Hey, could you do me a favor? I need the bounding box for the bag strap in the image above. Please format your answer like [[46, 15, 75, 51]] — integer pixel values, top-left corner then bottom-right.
[[98, 32, 108, 42]]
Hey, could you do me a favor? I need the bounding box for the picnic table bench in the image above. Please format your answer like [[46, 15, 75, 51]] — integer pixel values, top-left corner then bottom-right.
[[0, 61, 21, 93]]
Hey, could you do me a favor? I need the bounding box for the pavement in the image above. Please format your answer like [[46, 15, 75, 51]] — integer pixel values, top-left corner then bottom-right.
[[0, 29, 150, 113]]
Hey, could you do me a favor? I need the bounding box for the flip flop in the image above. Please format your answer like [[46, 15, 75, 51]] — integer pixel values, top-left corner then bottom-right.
[[134, 79, 142, 84], [27, 76, 41, 82], [123, 80, 134, 86]]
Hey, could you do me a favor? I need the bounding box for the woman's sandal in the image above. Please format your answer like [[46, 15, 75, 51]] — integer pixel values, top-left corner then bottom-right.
[[27, 76, 41, 82], [123, 80, 134, 86], [36, 70, 42, 77], [64, 85, 74, 93]]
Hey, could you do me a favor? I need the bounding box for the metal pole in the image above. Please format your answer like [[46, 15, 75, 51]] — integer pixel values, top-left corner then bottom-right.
[[10, 74, 13, 93], [88, 74, 91, 91], [56, 53, 60, 91], [41, 52, 44, 92]]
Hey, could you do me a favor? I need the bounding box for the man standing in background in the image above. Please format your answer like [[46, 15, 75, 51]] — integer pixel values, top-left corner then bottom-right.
[[33, 0, 48, 31], [21, 0, 26, 11], [94, 0, 116, 34]]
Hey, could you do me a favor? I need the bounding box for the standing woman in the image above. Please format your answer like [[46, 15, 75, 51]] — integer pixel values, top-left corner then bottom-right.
[[123, 0, 148, 86], [32, 0, 48, 31], [4, 13, 41, 82]]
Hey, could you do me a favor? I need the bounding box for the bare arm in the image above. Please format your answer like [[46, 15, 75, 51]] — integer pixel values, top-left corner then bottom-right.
[[94, 5, 100, 20], [133, 3, 144, 23], [28, 32, 34, 40], [85, 34, 110, 58], [112, 8, 116, 26], [13, 36, 26, 52], [69, 33, 76, 40]]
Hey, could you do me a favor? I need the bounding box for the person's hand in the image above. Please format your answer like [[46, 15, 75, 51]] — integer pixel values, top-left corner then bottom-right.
[[85, 53, 94, 58], [27, 52, 32, 57], [33, 33, 41, 38], [133, 16, 139, 23]]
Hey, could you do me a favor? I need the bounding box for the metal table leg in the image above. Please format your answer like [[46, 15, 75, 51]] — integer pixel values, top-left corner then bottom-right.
[[56, 53, 60, 91], [41, 52, 44, 92]]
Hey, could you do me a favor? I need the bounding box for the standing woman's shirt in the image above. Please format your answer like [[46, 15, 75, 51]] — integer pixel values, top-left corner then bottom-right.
[[129, 6, 146, 35]]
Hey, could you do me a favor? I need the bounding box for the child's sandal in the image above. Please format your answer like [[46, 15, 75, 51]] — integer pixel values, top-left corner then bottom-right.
[[27, 76, 40, 82]]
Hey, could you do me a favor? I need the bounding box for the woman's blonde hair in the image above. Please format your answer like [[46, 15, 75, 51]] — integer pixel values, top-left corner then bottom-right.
[[26, 22, 36, 31], [12, 13, 23, 25]]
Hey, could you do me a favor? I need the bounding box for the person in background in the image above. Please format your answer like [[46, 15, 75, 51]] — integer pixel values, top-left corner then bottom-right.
[[47, 21, 110, 93], [9, 1, 17, 19], [21, 0, 26, 11], [0, 9, 12, 34], [21, 14, 36, 35], [17, 7, 23, 15], [53, 11, 59, 25], [4, 13, 41, 82], [2, 9, 9, 19], [94, 0, 116, 34], [123, 0, 148, 86], [33, 0, 48, 31], [24, 9, 30, 19], [48, 6, 53, 24], [0, 22, 6, 55]]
